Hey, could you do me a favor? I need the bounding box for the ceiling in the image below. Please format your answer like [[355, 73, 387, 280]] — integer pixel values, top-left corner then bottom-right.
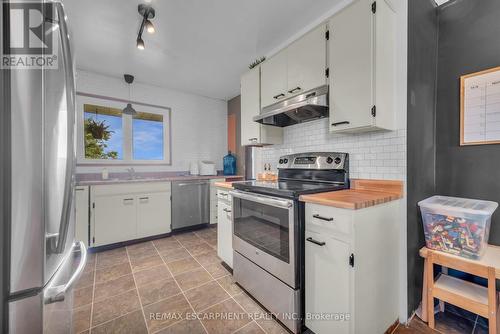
[[64, 0, 344, 100]]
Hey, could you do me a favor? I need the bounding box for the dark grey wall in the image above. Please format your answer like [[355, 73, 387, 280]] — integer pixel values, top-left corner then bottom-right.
[[436, 0, 500, 245], [407, 0, 438, 317]]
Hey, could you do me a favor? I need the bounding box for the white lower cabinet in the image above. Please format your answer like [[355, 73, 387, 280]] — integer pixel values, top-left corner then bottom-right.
[[90, 182, 171, 247], [216, 189, 233, 268], [305, 230, 350, 334], [304, 201, 400, 334], [210, 179, 225, 225], [75, 186, 89, 247], [94, 194, 137, 247], [136, 192, 171, 239]]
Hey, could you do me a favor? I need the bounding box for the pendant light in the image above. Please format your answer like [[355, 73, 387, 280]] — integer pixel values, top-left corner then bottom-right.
[[123, 74, 137, 116]]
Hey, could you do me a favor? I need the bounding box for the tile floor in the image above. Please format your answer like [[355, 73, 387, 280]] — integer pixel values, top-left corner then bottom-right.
[[73, 226, 289, 334], [75, 226, 482, 334]]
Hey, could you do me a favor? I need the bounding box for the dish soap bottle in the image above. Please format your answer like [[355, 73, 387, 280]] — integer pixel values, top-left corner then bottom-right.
[[223, 151, 236, 175]]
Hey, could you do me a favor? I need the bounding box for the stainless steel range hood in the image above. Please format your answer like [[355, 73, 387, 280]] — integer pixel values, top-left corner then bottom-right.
[[253, 85, 329, 127]]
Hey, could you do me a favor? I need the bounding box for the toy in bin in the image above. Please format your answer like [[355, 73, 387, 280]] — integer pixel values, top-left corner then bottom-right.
[[418, 195, 498, 260]]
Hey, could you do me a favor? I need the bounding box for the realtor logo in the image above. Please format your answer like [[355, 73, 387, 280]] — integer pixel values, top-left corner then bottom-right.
[[2, 2, 58, 69]]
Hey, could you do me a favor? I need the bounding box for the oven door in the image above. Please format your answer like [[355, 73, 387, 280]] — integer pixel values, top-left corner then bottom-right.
[[230, 190, 296, 288]]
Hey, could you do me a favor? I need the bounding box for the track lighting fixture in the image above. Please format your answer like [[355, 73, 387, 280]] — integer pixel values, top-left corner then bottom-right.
[[136, 37, 145, 50], [136, 4, 156, 50], [145, 20, 155, 34]]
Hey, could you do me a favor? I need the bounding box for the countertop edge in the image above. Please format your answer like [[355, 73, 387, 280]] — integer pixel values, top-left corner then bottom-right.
[[213, 181, 235, 189], [76, 175, 244, 186], [299, 179, 404, 210]]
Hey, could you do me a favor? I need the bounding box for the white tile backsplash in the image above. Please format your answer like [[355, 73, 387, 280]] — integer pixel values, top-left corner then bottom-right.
[[261, 118, 406, 180]]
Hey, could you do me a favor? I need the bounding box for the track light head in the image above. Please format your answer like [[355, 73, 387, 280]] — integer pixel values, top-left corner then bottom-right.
[[136, 37, 145, 50], [145, 19, 155, 34]]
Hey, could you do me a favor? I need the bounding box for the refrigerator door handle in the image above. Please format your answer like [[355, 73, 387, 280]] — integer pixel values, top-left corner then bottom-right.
[[50, 2, 77, 254], [44, 241, 87, 304]]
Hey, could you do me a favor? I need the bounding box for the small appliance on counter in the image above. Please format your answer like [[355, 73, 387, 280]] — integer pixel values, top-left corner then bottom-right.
[[199, 160, 217, 176], [189, 161, 199, 175], [223, 151, 237, 175]]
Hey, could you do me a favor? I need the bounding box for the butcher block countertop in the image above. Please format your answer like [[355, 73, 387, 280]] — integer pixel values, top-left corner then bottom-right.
[[299, 179, 404, 210], [214, 181, 236, 189]]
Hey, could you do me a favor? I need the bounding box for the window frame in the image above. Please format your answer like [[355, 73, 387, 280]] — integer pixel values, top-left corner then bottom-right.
[[76, 94, 172, 166]]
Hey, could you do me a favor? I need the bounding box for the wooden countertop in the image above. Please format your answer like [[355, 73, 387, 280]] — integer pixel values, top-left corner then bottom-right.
[[299, 179, 404, 210], [214, 181, 235, 189]]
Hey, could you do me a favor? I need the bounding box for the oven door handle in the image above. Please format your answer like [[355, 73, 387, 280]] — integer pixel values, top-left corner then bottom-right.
[[229, 190, 293, 209]]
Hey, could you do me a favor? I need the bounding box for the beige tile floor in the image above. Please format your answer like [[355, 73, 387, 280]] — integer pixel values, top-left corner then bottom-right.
[[73, 226, 289, 334]]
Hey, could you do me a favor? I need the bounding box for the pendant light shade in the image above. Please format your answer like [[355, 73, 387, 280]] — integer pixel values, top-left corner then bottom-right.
[[123, 103, 137, 115], [123, 74, 137, 116]]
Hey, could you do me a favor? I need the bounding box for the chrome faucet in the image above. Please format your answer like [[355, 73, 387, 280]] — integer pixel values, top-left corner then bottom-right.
[[126, 167, 136, 179]]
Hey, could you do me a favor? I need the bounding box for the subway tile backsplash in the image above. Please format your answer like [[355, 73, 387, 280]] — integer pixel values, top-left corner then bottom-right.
[[261, 118, 406, 180]]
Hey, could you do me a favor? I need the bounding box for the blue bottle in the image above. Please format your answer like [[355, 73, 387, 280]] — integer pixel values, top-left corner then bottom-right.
[[223, 151, 237, 175]]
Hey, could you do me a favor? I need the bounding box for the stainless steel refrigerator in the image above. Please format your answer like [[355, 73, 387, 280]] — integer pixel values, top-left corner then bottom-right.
[[2, 1, 87, 333]]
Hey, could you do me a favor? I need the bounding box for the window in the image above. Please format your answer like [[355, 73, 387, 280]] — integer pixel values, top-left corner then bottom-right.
[[84, 104, 123, 160], [133, 112, 164, 160], [77, 96, 171, 165]]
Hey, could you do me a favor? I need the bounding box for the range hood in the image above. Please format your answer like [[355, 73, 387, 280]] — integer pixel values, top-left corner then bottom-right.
[[253, 85, 329, 127]]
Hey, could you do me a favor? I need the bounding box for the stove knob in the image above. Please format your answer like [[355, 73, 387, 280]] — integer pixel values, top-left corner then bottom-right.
[[326, 157, 334, 164], [334, 157, 342, 164], [284, 158, 288, 164], [279, 159, 284, 164]]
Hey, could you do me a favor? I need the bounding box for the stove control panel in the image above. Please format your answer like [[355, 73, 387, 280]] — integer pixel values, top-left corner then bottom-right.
[[277, 152, 348, 170]]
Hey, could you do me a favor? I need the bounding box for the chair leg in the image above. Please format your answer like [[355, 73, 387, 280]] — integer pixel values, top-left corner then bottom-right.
[[426, 254, 435, 329], [488, 267, 497, 334]]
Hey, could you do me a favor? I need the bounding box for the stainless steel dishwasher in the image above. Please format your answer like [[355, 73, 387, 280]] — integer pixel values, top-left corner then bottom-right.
[[171, 179, 210, 230]]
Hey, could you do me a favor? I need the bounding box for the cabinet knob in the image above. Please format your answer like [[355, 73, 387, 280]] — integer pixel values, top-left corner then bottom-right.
[[273, 93, 285, 100]]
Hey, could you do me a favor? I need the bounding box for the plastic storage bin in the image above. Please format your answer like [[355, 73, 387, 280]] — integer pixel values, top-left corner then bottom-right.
[[418, 196, 498, 259]]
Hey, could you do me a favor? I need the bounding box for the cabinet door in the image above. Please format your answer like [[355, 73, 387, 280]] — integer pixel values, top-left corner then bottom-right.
[[287, 24, 327, 96], [241, 67, 261, 145], [217, 201, 233, 268], [305, 230, 351, 334], [261, 50, 288, 108], [329, 0, 374, 132], [373, 0, 396, 130], [75, 186, 89, 247], [93, 195, 137, 246], [136, 192, 171, 239]]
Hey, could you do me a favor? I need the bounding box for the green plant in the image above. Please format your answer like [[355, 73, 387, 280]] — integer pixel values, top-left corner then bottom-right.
[[249, 56, 266, 69], [85, 118, 112, 140], [84, 118, 118, 159]]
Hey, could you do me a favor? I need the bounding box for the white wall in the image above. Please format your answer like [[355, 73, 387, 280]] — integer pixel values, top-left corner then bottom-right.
[[75, 70, 227, 173]]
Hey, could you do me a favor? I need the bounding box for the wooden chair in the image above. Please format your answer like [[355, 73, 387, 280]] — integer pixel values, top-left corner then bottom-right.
[[420, 246, 500, 334]]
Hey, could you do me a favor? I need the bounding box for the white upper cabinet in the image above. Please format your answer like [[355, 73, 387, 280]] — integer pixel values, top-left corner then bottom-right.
[[287, 24, 327, 97], [329, 0, 395, 133], [241, 67, 261, 144], [261, 24, 328, 108], [240, 66, 283, 146], [261, 51, 288, 108]]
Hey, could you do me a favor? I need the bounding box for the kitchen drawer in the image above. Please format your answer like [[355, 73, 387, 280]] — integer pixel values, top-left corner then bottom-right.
[[305, 203, 352, 237], [217, 189, 231, 202]]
